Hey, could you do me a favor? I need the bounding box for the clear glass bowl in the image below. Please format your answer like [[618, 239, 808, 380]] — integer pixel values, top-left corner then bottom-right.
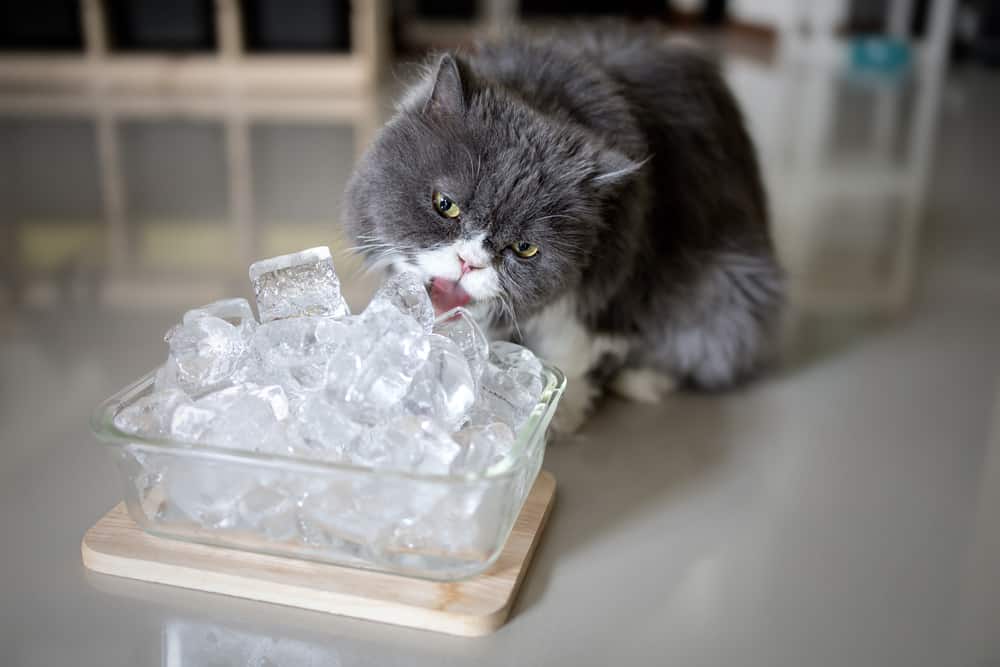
[[91, 365, 565, 581]]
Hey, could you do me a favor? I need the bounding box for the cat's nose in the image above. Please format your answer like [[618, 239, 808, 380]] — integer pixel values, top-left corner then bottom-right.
[[458, 255, 485, 275]]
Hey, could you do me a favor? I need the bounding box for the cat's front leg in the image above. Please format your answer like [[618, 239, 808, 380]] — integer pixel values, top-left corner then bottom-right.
[[551, 375, 601, 434], [520, 297, 626, 434], [608, 367, 677, 403]]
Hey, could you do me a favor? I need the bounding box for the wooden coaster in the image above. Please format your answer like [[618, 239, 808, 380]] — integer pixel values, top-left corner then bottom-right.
[[82, 471, 556, 637]]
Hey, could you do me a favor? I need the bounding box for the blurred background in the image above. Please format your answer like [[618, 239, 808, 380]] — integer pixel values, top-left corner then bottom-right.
[[3, 2, 1000, 666], [1, 0, 997, 318]]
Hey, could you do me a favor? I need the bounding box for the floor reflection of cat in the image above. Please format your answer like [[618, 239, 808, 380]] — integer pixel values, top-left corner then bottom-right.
[[162, 619, 340, 667]]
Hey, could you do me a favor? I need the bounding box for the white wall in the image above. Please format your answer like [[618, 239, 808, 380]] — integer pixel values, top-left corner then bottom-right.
[[729, 0, 797, 27], [727, 0, 850, 33], [666, 0, 851, 32]]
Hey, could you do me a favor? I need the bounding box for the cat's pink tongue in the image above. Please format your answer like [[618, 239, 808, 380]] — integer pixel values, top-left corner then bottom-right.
[[429, 278, 471, 315]]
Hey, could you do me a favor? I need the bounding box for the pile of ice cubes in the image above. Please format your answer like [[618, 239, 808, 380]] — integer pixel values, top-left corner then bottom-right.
[[115, 245, 546, 478]]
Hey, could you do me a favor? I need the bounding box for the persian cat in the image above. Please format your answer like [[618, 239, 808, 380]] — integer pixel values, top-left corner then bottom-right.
[[345, 28, 783, 431]]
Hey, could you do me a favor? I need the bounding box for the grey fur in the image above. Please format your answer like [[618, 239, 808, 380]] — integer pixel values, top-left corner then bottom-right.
[[344, 26, 783, 389]]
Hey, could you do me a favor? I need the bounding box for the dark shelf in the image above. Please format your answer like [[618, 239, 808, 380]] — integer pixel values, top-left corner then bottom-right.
[[106, 0, 217, 52], [242, 0, 351, 53], [0, 0, 84, 51], [519, 0, 666, 19], [414, 0, 477, 20]]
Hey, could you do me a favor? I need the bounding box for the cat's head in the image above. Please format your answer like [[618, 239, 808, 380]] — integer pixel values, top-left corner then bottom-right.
[[344, 53, 640, 328]]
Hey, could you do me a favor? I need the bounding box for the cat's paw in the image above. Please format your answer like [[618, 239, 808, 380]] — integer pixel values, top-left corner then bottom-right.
[[551, 378, 599, 435], [608, 368, 677, 404]]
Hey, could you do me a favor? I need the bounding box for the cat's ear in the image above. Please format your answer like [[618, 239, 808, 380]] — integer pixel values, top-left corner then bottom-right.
[[423, 54, 468, 116], [592, 148, 645, 190]]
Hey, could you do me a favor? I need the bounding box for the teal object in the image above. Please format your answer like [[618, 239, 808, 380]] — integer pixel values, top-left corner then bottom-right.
[[849, 36, 912, 74]]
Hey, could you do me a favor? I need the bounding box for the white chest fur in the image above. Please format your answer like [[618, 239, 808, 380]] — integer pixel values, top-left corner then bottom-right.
[[519, 297, 629, 433], [520, 297, 626, 377]]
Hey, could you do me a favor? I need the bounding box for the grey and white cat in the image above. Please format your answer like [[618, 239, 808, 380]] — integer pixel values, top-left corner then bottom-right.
[[344, 27, 783, 432]]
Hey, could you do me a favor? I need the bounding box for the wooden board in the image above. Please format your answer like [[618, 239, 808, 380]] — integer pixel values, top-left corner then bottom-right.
[[82, 471, 556, 637]]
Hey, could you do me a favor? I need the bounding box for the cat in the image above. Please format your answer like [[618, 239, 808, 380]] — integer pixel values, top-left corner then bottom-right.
[[344, 26, 783, 433]]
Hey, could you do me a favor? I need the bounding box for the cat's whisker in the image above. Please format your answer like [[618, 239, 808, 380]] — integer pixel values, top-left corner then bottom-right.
[[362, 261, 392, 277], [347, 237, 394, 248], [353, 245, 394, 263], [488, 298, 504, 327], [463, 146, 477, 181], [361, 250, 405, 276], [347, 241, 404, 261], [346, 243, 396, 255], [498, 292, 523, 343], [363, 248, 399, 263], [352, 233, 392, 247]]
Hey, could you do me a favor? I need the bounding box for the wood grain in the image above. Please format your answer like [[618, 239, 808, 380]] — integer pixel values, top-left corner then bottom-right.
[[82, 471, 556, 636]]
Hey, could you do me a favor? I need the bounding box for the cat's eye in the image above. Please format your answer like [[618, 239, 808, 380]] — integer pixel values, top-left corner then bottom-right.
[[511, 241, 539, 258], [432, 191, 461, 219]]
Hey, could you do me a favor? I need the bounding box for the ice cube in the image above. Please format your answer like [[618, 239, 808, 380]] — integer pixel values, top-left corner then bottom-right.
[[322, 349, 364, 404], [165, 315, 247, 393], [452, 421, 516, 474], [489, 340, 543, 376], [113, 389, 191, 438], [366, 271, 435, 332], [477, 362, 544, 430], [166, 461, 254, 529], [297, 478, 384, 546], [342, 355, 416, 423], [123, 445, 166, 501], [377, 515, 436, 556], [153, 357, 180, 392], [298, 474, 448, 552], [360, 415, 461, 474], [169, 403, 217, 442], [249, 246, 349, 323], [289, 396, 365, 460], [326, 307, 429, 423], [215, 383, 289, 420], [360, 305, 430, 368], [480, 340, 545, 430], [374, 482, 489, 560], [433, 308, 489, 386], [183, 297, 258, 342], [237, 484, 297, 541], [179, 384, 291, 453], [378, 488, 487, 558], [250, 317, 349, 395], [252, 316, 345, 360], [403, 334, 476, 430]]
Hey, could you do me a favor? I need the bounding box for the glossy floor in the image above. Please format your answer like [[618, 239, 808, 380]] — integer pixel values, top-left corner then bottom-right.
[[2, 53, 999, 666]]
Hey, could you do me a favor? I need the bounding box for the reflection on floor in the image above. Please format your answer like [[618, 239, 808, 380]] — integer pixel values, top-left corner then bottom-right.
[[0, 93, 380, 312]]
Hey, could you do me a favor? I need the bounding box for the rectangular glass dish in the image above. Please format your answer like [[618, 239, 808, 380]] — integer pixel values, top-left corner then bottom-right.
[[91, 365, 565, 581]]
